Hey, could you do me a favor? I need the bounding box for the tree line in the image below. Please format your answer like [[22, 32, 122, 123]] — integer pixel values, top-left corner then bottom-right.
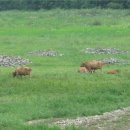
[[0, 0, 130, 10]]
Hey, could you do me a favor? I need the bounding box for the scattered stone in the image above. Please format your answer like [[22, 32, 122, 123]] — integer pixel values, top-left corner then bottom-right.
[[28, 50, 63, 57], [100, 58, 130, 64], [0, 55, 31, 67], [82, 48, 129, 54]]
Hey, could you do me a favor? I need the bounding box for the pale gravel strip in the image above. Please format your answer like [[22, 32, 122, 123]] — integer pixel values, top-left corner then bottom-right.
[[27, 106, 130, 128]]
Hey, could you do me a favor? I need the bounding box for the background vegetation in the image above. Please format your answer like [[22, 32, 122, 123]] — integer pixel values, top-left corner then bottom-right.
[[0, 9, 130, 130], [0, 0, 130, 10]]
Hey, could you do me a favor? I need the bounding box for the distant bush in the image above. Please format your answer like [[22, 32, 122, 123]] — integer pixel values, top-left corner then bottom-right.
[[92, 20, 102, 26]]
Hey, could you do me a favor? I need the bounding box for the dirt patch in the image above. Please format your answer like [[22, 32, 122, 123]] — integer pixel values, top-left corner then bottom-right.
[[26, 106, 130, 129]]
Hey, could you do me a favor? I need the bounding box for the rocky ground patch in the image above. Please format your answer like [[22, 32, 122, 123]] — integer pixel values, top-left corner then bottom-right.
[[82, 48, 129, 55], [99, 58, 130, 64], [28, 50, 63, 57], [82, 47, 130, 65], [0, 55, 31, 67]]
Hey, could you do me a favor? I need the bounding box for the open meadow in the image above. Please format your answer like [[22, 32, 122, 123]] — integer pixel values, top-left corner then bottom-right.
[[0, 9, 130, 130]]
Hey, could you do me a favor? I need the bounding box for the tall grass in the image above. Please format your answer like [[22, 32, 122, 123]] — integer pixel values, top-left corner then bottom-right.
[[0, 9, 130, 130]]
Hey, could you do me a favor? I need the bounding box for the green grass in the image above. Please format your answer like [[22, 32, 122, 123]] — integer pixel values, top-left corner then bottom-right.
[[0, 9, 130, 130]]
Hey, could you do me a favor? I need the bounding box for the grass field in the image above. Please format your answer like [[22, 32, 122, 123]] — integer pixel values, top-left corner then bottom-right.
[[0, 9, 130, 130]]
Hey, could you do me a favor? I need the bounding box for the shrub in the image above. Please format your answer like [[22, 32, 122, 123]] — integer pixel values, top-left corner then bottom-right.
[[92, 20, 102, 26]]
